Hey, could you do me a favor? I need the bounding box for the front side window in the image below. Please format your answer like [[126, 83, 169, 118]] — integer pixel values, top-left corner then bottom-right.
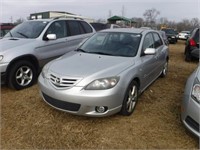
[[46, 21, 66, 39], [4, 21, 49, 38], [142, 33, 154, 51], [79, 32, 141, 57]]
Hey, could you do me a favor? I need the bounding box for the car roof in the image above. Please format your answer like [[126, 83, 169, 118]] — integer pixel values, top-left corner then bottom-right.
[[99, 28, 154, 34], [26, 18, 85, 22]]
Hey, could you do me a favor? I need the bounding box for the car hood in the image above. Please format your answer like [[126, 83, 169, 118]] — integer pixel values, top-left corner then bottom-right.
[[0, 38, 35, 52], [48, 52, 134, 78], [166, 34, 176, 37]]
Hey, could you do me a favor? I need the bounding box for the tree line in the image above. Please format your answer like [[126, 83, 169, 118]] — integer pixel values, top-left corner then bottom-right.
[[133, 8, 199, 32]]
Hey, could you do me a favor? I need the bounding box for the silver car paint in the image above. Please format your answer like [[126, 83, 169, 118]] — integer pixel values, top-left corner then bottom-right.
[[181, 65, 200, 137], [38, 28, 169, 117]]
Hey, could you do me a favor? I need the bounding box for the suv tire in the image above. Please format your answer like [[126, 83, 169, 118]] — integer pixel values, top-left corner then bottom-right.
[[8, 60, 36, 90]]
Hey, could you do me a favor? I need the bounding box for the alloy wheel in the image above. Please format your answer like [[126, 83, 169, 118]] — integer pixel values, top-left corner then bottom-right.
[[15, 66, 33, 86]]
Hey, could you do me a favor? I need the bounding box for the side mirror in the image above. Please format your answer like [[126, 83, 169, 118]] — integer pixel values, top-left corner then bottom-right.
[[46, 34, 56, 40], [144, 48, 156, 55]]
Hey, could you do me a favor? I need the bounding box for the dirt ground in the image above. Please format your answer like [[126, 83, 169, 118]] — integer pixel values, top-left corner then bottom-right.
[[1, 40, 199, 149]]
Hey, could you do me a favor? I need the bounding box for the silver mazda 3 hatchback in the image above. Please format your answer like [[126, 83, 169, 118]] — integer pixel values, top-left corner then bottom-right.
[[181, 64, 200, 137], [38, 28, 169, 117]]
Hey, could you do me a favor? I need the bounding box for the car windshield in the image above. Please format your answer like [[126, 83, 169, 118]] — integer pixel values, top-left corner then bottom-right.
[[181, 31, 190, 34], [4, 21, 49, 39], [162, 29, 176, 34], [79, 32, 141, 57]]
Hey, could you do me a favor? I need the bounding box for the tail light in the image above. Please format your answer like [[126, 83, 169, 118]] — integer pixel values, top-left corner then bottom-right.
[[189, 39, 197, 46]]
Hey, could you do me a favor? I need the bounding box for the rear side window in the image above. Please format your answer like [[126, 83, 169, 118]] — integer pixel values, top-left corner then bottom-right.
[[80, 21, 93, 33], [153, 33, 163, 48], [67, 20, 81, 36]]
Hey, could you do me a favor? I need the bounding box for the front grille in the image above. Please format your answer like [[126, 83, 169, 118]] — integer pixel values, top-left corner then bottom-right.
[[185, 116, 200, 133], [49, 74, 81, 89], [42, 92, 80, 111]]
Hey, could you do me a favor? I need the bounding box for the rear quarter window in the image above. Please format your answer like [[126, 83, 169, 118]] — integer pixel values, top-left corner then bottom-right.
[[193, 29, 199, 42]]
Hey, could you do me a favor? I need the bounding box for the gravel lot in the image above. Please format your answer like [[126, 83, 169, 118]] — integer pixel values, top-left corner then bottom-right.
[[1, 40, 199, 149]]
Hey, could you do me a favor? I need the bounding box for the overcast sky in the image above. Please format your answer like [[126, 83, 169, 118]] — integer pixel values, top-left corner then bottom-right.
[[1, 0, 200, 23]]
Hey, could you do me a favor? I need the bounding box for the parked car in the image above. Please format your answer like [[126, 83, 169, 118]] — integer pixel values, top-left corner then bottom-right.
[[38, 28, 169, 117], [0, 23, 15, 38], [0, 18, 95, 90], [184, 28, 199, 61], [161, 28, 177, 44], [159, 31, 169, 45], [90, 23, 121, 31], [178, 31, 190, 40], [181, 65, 200, 137]]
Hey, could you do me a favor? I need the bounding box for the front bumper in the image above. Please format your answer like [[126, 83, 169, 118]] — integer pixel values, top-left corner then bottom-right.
[[0, 62, 9, 84], [38, 74, 124, 117], [167, 37, 177, 43], [181, 94, 200, 137]]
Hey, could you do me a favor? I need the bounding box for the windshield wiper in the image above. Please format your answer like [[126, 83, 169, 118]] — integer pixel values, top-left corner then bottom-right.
[[9, 31, 13, 37], [75, 48, 87, 53], [17, 32, 29, 38], [88, 52, 112, 56]]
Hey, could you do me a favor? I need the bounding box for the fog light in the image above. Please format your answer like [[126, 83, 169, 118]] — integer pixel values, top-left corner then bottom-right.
[[95, 106, 107, 113]]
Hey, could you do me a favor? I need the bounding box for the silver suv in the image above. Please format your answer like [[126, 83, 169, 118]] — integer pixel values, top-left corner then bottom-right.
[[0, 18, 95, 90]]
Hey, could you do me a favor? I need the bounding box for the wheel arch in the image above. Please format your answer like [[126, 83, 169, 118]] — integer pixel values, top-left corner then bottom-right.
[[6, 54, 40, 81]]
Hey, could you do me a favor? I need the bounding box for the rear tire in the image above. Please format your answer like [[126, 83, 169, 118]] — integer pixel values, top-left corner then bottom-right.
[[120, 81, 139, 116], [8, 60, 36, 90], [185, 51, 192, 61], [160, 61, 168, 77]]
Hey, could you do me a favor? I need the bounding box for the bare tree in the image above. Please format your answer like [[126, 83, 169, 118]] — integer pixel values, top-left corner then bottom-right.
[[132, 17, 144, 28], [143, 8, 160, 28], [14, 18, 25, 24], [191, 18, 200, 28]]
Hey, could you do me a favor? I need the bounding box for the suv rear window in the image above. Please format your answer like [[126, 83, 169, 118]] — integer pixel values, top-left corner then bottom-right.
[[161, 29, 176, 34]]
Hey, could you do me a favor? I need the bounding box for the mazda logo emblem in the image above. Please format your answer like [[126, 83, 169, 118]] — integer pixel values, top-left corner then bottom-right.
[[55, 77, 61, 84]]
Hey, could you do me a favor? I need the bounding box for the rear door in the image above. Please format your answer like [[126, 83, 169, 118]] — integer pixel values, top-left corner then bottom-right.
[[66, 20, 94, 52], [139, 32, 158, 88], [152, 32, 166, 74]]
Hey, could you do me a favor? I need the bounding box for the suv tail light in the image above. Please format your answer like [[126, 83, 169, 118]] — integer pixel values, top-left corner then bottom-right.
[[189, 39, 197, 47]]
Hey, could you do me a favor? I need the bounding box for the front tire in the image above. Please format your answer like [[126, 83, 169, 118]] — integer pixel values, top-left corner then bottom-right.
[[120, 81, 139, 116], [8, 60, 36, 90]]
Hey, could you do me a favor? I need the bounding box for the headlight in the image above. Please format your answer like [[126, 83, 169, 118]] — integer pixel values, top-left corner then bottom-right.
[[0, 55, 3, 61], [85, 77, 119, 90], [191, 84, 200, 103], [41, 65, 49, 78]]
